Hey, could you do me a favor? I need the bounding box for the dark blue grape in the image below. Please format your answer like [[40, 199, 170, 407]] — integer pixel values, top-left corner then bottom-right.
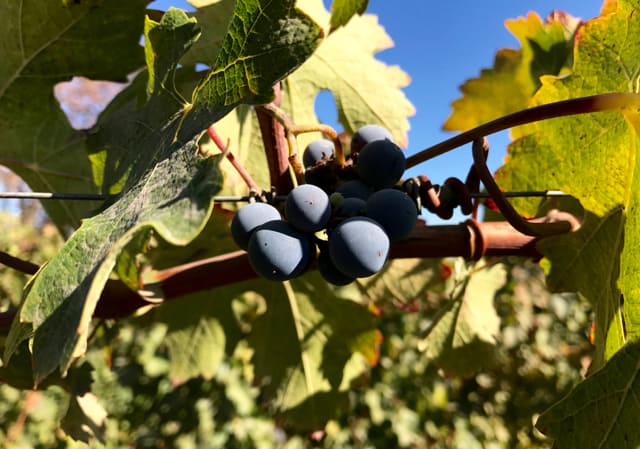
[[357, 140, 406, 189], [329, 217, 389, 278], [318, 248, 355, 286], [366, 189, 417, 241], [336, 179, 372, 200], [285, 184, 331, 233], [247, 220, 313, 281], [231, 202, 281, 250], [303, 139, 334, 168], [335, 197, 366, 218], [350, 124, 393, 155]]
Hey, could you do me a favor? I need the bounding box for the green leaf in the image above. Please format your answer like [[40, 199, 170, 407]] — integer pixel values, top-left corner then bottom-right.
[[5, 1, 322, 384], [536, 210, 626, 370], [0, 0, 147, 231], [417, 260, 505, 376], [60, 393, 107, 444], [194, 0, 414, 196], [444, 11, 579, 132], [329, 0, 369, 32], [157, 290, 243, 385], [495, 0, 640, 365], [248, 273, 379, 430], [145, 8, 201, 98], [180, 0, 237, 67], [536, 339, 640, 449], [178, 0, 324, 139]]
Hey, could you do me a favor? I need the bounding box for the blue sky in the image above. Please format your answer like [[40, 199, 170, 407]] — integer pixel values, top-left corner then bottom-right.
[[150, 0, 603, 221]]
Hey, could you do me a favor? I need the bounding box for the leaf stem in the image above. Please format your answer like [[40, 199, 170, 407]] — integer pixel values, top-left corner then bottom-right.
[[407, 92, 640, 168], [206, 125, 260, 192]]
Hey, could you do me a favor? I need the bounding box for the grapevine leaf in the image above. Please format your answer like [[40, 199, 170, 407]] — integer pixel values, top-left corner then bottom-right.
[[158, 291, 242, 385], [329, 0, 369, 32], [536, 339, 640, 449], [60, 393, 107, 444], [193, 0, 413, 198], [357, 258, 444, 305], [144, 7, 201, 98], [248, 273, 379, 430], [0, 0, 146, 231], [495, 0, 640, 367], [178, 0, 324, 139], [180, 0, 237, 68], [417, 261, 505, 376], [5, 2, 322, 384], [288, 0, 413, 149], [444, 12, 579, 132]]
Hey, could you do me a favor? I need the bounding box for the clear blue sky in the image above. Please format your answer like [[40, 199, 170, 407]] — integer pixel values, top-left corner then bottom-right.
[[150, 0, 603, 220]]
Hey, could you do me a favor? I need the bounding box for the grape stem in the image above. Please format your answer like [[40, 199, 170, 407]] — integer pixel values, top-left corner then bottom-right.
[[407, 92, 640, 168], [255, 83, 295, 194], [206, 125, 260, 192], [258, 93, 346, 166]]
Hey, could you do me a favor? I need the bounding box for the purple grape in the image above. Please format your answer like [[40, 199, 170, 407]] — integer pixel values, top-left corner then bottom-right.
[[329, 217, 389, 278], [247, 220, 313, 281], [231, 202, 281, 250], [357, 140, 406, 189], [336, 179, 373, 200], [366, 189, 417, 241], [285, 184, 331, 233], [350, 124, 393, 155], [303, 139, 334, 168], [335, 197, 366, 218], [318, 248, 355, 286]]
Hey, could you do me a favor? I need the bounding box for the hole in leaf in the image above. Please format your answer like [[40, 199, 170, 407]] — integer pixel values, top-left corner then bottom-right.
[[313, 90, 340, 131], [54, 77, 128, 130]]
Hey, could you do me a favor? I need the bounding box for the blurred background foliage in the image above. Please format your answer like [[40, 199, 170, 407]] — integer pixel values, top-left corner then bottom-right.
[[0, 204, 593, 448]]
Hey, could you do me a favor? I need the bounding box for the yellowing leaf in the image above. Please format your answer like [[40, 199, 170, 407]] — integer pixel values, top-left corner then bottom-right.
[[248, 273, 378, 430], [496, 0, 640, 368], [444, 11, 579, 132], [289, 0, 414, 149], [418, 261, 506, 376]]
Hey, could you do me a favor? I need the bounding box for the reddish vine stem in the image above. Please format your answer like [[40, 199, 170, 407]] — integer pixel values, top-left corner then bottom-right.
[[407, 92, 640, 168], [206, 125, 259, 192], [255, 83, 295, 194]]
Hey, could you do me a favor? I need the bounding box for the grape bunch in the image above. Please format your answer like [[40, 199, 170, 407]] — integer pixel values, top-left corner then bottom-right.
[[230, 124, 419, 285]]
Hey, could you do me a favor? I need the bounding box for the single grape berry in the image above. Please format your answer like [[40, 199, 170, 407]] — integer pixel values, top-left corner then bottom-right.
[[303, 139, 334, 168], [366, 189, 418, 241], [329, 216, 389, 278], [285, 184, 332, 233], [335, 197, 366, 218], [247, 220, 312, 281], [336, 179, 373, 201], [230, 202, 281, 250], [357, 140, 406, 189], [318, 248, 355, 286], [350, 124, 393, 155]]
